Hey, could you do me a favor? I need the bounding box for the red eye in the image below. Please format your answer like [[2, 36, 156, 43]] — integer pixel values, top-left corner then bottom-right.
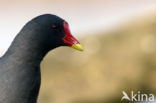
[[52, 25, 57, 30]]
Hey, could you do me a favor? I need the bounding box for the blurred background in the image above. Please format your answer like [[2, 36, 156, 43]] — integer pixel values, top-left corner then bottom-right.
[[0, 0, 156, 103]]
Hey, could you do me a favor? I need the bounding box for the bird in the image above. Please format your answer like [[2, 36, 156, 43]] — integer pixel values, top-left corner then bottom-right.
[[0, 14, 84, 103]]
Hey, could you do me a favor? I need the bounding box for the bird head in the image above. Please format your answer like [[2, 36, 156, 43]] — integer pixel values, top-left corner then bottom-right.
[[29, 14, 84, 51]]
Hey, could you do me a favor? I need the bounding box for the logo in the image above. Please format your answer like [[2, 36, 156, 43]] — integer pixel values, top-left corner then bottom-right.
[[121, 91, 155, 102]]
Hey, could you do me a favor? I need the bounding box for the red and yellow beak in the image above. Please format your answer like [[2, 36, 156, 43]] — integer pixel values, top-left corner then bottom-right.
[[63, 22, 84, 51]]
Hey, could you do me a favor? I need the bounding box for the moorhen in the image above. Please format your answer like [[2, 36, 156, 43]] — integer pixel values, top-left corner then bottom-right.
[[0, 14, 83, 103]]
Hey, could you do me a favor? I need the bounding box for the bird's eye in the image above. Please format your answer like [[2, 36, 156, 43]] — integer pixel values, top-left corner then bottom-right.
[[52, 25, 57, 30]]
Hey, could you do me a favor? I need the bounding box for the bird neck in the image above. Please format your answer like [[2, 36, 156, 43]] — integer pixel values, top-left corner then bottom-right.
[[3, 32, 52, 66]]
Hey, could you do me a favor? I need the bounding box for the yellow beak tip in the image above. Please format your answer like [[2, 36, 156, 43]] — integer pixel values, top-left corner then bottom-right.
[[71, 44, 84, 51]]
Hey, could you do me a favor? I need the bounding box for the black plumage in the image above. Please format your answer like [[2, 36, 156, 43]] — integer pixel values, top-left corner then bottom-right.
[[0, 14, 83, 103]]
